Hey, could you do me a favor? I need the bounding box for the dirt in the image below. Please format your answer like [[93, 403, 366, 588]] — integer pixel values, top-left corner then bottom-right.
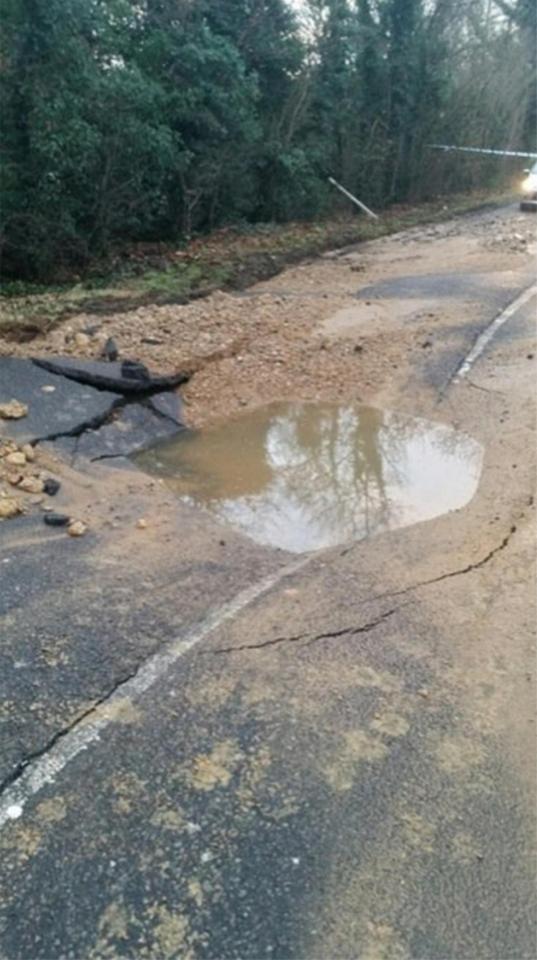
[[0, 437, 63, 524], [1, 205, 534, 433]]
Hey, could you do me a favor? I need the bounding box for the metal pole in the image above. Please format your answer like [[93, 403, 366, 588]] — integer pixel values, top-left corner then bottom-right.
[[328, 177, 379, 220], [427, 144, 537, 159]]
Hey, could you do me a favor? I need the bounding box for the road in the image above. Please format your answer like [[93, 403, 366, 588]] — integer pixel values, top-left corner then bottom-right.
[[0, 204, 535, 959]]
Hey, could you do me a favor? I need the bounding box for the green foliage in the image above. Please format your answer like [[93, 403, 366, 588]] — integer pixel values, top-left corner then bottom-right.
[[0, 0, 177, 276], [0, 0, 533, 279]]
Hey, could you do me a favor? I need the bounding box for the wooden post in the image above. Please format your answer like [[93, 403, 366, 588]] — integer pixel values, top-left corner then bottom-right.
[[328, 176, 379, 219]]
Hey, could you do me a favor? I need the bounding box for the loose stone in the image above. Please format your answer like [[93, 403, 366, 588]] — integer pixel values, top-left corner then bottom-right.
[[68, 520, 87, 537], [43, 512, 70, 527], [0, 400, 28, 419]]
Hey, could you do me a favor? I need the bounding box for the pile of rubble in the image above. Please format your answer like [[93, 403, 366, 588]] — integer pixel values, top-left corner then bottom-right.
[[0, 404, 86, 536]]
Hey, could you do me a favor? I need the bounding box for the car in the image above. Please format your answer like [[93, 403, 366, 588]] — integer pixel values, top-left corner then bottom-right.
[[520, 160, 537, 211]]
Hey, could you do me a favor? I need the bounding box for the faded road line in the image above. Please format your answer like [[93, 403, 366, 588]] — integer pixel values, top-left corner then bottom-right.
[[444, 281, 537, 391], [0, 554, 310, 828], [0, 506, 526, 827]]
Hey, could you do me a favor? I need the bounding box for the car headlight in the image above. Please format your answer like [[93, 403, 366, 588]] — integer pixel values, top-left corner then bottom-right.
[[522, 175, 537, 193]]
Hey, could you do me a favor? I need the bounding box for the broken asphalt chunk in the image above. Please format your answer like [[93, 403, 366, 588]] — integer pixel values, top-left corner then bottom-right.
[[74, 402, 186, 461], [148, 390, 184, 425], [32, 357, 189, 395], [121, 359, 150, 382], [0, 358, 119, 444]]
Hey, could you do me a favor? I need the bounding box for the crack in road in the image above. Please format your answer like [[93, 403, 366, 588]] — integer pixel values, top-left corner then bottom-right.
[[89, 452, 131, 462], [0, 665, 141, 797], [466, 380, 506, 396], [366, 522, 520, 607], [0, 516, 525, 808], [33, 391, 185, 462], [0, 609, 399, 802], [211, 516, 526, 656], [212, 608, 398, 655], [33, 397, 125, 447]]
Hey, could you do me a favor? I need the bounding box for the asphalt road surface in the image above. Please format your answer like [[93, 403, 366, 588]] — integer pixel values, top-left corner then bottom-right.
[[0, 205, 536, 959]]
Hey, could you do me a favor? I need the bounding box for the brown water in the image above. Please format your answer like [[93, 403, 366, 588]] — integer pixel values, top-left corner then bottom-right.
[[135, 402, 483, 553]]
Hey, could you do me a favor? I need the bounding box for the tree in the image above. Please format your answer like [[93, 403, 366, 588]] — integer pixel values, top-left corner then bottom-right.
[[0, 0, 176, 276], [0, 0, 533, 279]]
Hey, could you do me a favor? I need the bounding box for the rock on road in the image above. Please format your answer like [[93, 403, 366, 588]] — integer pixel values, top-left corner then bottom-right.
[[0, 204, 535, 959]]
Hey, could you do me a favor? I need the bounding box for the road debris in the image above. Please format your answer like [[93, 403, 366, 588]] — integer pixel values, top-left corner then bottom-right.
[[5, 451, 26, 466], [18, 476, 45, 494], [0, 399, 28, 419], [67, 519, 87, 537], [43, 513, 70, 527], [21, 443, 35, 461], [74, 332, 90, 349], [43, 478, 61, 496], [0, 496, 22, 519], [0, 433, 65, 523], [102, 336, 119, 361]]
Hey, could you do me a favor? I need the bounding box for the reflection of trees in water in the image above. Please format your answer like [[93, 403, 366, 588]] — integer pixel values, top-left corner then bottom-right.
[[230, 404, 482, 548], [261, 405, 393, 541], [144, 402, 483, 551], [419, 418, 481, 463]]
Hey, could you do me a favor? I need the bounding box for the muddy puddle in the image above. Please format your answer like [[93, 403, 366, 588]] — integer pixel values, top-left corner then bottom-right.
[[135, 402, 483, 553]]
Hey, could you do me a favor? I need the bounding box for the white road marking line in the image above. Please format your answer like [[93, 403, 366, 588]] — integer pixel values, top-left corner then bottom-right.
[[0, 555, 311, 828], [452, 281, 537, 383]]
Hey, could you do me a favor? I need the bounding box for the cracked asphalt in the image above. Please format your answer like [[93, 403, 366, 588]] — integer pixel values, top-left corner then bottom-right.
[[0, 204, 536, 959]]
